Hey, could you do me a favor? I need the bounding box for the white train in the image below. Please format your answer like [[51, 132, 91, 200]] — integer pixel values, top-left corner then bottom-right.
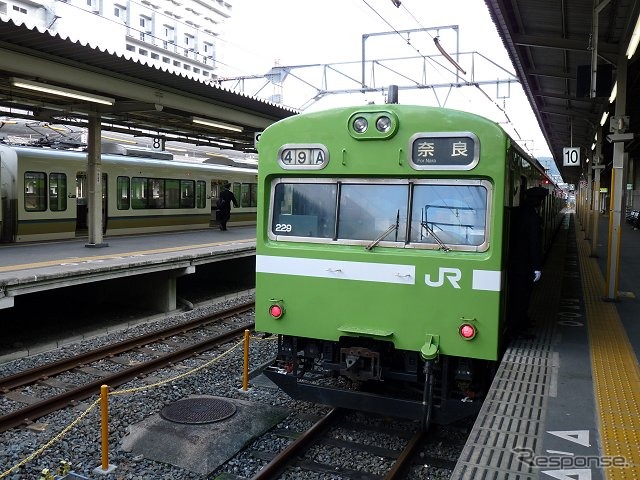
[[0, 145, 257, 243]]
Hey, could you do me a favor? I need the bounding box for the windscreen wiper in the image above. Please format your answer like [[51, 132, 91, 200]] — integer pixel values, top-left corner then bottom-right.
[[421, 221, 451, 252], [366, 211, 400, 251]]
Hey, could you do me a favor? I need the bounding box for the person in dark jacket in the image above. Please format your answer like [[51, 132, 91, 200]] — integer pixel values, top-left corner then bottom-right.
[[507, 186, 548, 338], [217, 183, 238, 231]]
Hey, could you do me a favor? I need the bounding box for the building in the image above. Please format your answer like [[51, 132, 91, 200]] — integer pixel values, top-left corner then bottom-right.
[[0, 0, 232, 82]]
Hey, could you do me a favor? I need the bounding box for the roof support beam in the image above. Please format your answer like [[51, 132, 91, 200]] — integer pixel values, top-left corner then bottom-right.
[[0, 49, 276, 129], [512, 34, 618, 63]]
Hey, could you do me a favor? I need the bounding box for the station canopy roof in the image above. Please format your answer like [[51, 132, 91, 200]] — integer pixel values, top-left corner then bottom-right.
[[484, 0, 640, 186], [0, 19, 298, 154]]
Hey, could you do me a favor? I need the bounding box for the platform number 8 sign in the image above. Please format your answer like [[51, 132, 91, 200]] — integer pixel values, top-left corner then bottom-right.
[[563, 147, 580, 167]]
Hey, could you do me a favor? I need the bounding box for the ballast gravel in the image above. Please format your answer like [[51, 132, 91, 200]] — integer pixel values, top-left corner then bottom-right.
[[0, 292, 464, 479]]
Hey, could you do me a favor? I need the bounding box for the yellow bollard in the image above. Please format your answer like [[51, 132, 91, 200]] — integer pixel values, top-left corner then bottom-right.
[[243, 329, 250, 391], [100, 384, 109, 471]]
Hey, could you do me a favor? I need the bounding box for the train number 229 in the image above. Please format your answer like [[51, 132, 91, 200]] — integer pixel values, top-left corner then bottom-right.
[[275, 223, 293, 233]]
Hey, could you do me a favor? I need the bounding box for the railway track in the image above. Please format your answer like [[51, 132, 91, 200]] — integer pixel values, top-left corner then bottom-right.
[[0, 300, 255, 433], [245, 408, 457, 480]]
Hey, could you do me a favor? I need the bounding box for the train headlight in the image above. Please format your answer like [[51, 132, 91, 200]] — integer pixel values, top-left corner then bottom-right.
[[352, 116, 369, 133], [459, 323, 477, 340], [348, 111, 398, 139], [269, 303, 285, 319], [376, 115, 392, 132]]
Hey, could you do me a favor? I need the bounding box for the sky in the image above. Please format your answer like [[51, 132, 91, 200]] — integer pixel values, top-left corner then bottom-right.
[[216, 0, 556, 164]]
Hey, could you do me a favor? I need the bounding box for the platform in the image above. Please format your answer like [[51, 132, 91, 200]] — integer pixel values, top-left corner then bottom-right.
[[451, 213, 640, 480], [0, 227, 256, 310]]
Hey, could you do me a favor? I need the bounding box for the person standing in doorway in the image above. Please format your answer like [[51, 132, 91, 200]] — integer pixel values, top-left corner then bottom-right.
[[217, 183, 238, 231], [507, 186, 548, 338]]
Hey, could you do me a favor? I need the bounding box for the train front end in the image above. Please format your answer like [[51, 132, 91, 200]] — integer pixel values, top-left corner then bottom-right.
[[255, 104, 509, 424]]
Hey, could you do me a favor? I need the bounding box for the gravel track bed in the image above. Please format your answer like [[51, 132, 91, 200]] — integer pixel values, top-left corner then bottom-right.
[[0, 292, 467, 479]]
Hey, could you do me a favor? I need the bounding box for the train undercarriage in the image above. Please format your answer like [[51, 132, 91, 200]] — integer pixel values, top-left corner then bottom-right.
[[263, 335, 497, 427]]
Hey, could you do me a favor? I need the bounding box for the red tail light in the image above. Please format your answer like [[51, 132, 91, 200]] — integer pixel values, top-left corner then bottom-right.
[[269, 304, 284, 319], [459, 323, 477, 340]]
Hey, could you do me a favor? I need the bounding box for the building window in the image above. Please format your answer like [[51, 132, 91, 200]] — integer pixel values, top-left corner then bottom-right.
[[126, 44, 135, 52], [173, 60, 180, 67], [185, 34, 195, 49], [140, 15, 152, 32], [164, 25, 175, 42], [162, 56, 170, 63], [12, 5, 27, 13], [138, 48, 148, 56], [151, 53, 159, 60], [0, 2, 7, 15], [184, 64, 191, 71], [114, 4, 126, 19]]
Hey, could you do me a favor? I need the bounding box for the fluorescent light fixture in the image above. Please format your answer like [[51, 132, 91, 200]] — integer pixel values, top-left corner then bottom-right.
[[626, 14, 640, 59], [600, 111, 609, 126], [11, 78, 115, 105], [192, 117, 243, 132], [102, 135, 137, 144], [210, 140, 235, 148], [609, 81, 617, 103], [591, 143, 596, 150]]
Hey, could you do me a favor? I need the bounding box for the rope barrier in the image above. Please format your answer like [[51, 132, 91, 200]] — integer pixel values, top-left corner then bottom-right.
[[0, 333, 276, 478]]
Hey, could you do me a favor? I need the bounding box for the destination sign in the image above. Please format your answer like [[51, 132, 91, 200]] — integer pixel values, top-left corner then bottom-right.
[[278, 144, 329, 170], [409, 132, 479, 170]]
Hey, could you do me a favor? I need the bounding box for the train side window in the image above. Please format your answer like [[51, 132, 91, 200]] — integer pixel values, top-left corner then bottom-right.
[[24, 171, 46, 212], [131, 177, 148, 209], [49, 173, 67, 212], [165, 179, 180, 208], [232, 182, 241, 204], [249, 183, 258, 207], [271, 182, 337, 238], [240, 183, 251, 207], [195, 180, 206, 208], [117, 176, 130, 210], [181, 180, 196, 208], [149, 178, 165, 209]]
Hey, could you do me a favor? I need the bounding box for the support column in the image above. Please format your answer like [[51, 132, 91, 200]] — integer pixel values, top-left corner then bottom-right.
[[86, 114, 108, 248], [585, 162, 593, 239], [591, 164, 604, 257], [605, 56, 627, 300]]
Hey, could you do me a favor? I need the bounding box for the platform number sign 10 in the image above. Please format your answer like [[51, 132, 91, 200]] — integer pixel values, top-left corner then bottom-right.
[[563, 147, 580, 167]]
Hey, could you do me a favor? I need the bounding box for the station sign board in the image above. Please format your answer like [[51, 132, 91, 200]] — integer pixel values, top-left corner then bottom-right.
[[563, 147, 580, 167]]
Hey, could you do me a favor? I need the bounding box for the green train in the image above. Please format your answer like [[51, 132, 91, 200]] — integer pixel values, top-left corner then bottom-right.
[[255, 103, 564, 425]]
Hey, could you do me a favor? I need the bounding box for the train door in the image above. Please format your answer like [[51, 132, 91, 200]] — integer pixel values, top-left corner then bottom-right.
[[75, 172, 108, 235]]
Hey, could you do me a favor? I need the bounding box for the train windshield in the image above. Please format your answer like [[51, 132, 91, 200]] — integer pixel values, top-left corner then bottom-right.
[[410, 183, 488, 248], [270, 179, 490, 251]]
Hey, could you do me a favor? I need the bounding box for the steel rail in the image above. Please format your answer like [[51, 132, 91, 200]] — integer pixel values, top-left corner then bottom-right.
[[383, 428, 426, 479], [0, 321, 253, 433], [250, 408, 341, 480], [0, 300, 254, 391]]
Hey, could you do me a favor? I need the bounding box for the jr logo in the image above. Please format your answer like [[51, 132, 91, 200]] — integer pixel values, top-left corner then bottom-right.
[[425, 268, 462, 289]]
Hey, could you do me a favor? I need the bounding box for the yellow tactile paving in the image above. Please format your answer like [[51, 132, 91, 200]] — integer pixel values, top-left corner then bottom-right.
[[577, 231, 640, 479], [0, 238, 254, 273]]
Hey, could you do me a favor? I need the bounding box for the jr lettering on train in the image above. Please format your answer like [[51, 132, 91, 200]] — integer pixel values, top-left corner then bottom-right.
[[424, 267, 462, 288]]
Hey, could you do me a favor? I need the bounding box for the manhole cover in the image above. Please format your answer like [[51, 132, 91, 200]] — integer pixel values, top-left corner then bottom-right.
[[160, 398, 237, 424]]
